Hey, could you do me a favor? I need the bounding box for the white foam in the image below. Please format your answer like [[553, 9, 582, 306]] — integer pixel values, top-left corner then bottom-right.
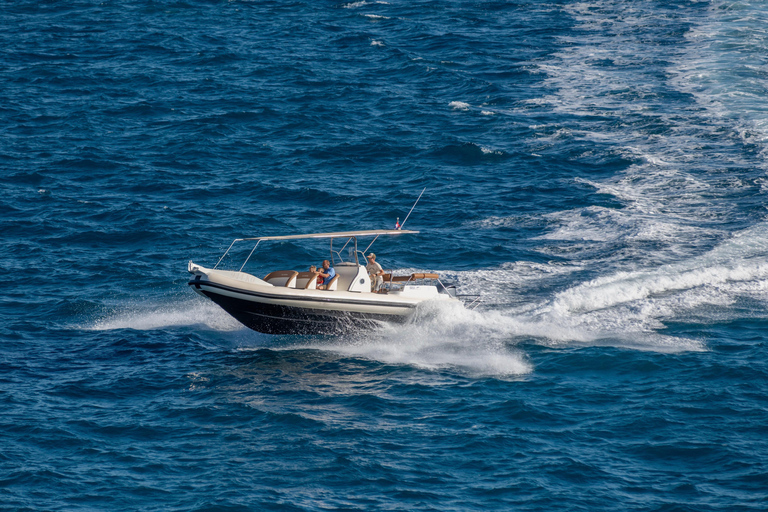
[[480, 146, 503, 155], [449, 101, 470, 111], [323, 301, 533, 377], [464, 222, 768, 353], [551, 260, 768, 316], [86, 297, 243, 332], [409, 217, 768, 356], [464, 215, 520, 229], [668, 0, 768, 159], [501, 0, 768, 281], [527, 0, 768, 180], [443, 263, 582, 310], [342, 0, 389, 8], [535, 204, 723, 257]]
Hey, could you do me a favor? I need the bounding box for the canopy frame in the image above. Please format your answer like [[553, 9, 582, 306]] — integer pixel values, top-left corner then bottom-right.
[[212, 229, 419, 271], [241, 229, 418, 242]]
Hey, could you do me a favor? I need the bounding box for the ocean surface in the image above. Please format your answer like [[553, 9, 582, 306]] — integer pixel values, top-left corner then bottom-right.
[[2, 0, 767, 510]]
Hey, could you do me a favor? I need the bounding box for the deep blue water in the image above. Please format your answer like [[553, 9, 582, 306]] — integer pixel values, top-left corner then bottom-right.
[[2, 0, 768, 510]]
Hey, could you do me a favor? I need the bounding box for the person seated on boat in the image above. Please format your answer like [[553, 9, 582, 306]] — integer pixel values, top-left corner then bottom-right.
[[310, 265, 323, 286], [317, 260, 336, 290], [366, 253, 385, 293]]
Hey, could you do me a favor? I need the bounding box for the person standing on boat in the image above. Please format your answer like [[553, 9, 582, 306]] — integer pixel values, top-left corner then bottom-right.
[[366, 253, 385, 293], [317, 260, 336, 290]]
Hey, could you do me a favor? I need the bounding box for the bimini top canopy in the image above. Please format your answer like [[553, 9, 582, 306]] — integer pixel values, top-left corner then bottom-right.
[[214, 229, 420, 271], [241, 229, 419, 242]]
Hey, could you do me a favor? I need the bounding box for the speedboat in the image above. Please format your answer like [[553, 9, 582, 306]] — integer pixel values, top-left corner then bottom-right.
[[188, 229, 460, 335]]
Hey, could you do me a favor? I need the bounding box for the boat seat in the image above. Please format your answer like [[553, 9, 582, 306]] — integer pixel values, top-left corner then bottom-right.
[[411, 273, 439, 280], [263, 270, 299, 287], [295, 271, 321, 290], [381, 273, 439, 284], [321, 275, 339, 291], [382, 273, 409, 283]]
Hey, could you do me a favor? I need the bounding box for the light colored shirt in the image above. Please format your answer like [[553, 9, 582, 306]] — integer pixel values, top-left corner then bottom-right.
[[367, 260, 384, 291], [366, 260, 383, 275]]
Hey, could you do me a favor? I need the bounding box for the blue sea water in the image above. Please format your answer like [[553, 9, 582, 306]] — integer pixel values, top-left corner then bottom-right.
[[2, 0, 768, 510]]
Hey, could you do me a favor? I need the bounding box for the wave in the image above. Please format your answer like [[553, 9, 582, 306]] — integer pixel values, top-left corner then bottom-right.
[[431, 142, 509, 164]]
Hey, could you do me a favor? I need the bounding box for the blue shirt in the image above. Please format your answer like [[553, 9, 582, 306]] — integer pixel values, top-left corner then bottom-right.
[[322, 266, 336, 285]]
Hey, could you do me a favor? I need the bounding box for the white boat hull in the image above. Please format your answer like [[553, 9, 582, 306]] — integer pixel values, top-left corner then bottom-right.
[[188, 263, 453, 335]]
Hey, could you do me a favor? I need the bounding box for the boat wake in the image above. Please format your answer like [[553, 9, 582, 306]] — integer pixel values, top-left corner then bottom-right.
[[331, 221, 768, 367], [325, 301, 535, 377], [86, 296, 243, 332], [82, 218, 768, 376]]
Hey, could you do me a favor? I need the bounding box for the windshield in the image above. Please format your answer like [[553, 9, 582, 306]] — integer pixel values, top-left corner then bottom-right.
[[330, 236, 359, 266]]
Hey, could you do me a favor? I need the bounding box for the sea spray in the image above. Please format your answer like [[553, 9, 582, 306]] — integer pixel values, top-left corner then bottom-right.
[[87, 296, 243, 332]]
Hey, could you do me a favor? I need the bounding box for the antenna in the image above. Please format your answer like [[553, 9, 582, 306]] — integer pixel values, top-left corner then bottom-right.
[[362, 188, 426, 255], [400, 187, 425, 229]]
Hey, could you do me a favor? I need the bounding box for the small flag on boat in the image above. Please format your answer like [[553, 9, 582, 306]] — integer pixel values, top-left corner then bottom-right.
[[395, 217, 401, 230]]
